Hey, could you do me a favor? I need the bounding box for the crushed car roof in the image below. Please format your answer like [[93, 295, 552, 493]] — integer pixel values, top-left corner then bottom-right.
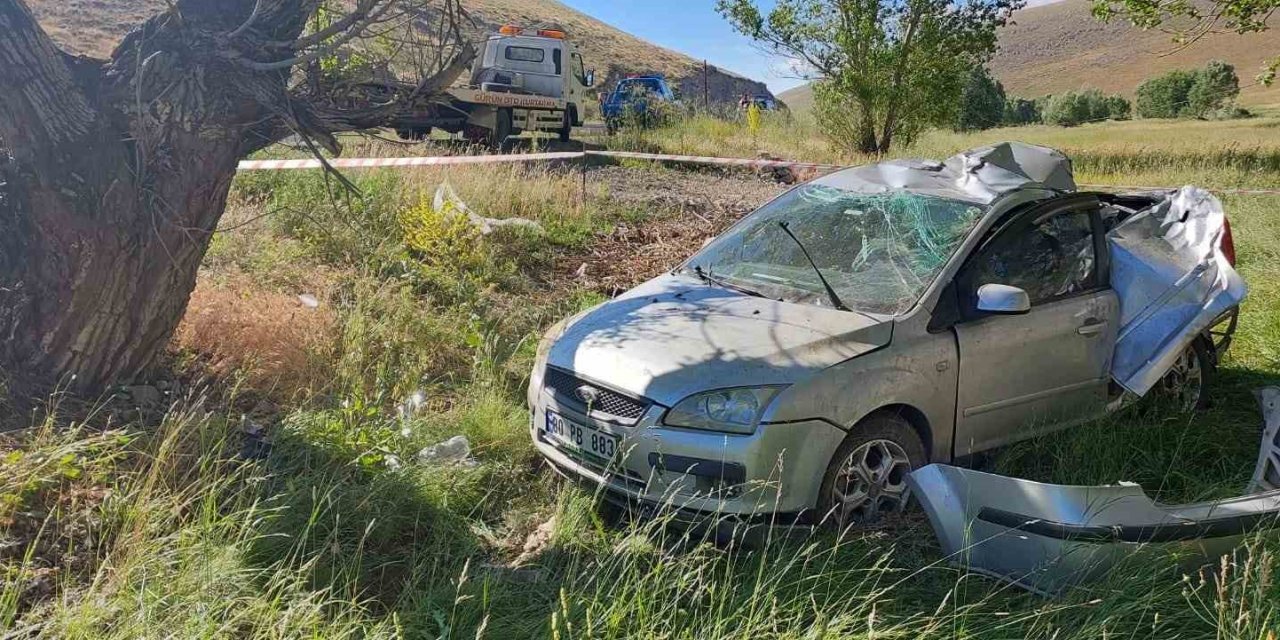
[[816, 141, 1077, 203]]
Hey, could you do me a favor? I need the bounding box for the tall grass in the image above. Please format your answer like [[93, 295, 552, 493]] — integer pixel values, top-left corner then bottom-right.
[[3, 135, 1280, 637], [600, 108, 1280, 189]]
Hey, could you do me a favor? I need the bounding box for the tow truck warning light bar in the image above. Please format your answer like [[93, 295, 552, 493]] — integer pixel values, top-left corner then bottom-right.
[[497, 25, 566, 39]]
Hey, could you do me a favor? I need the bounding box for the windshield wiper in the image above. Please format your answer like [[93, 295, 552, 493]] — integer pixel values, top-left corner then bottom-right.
[[691, 265, 766, 298], [777, 221, 851, 312]]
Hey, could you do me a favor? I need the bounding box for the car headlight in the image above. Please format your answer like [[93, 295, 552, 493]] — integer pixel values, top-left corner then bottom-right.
[[663, 387, 785, 435]]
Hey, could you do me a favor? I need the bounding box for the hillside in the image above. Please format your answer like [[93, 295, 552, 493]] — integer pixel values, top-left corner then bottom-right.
[[24, 0, 774, 106], [992, 0, 1277, 102], [778, 0, 1278, 112]]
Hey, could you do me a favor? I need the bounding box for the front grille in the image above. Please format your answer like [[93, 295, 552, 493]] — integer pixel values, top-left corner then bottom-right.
[[544, 367, 650, 423]]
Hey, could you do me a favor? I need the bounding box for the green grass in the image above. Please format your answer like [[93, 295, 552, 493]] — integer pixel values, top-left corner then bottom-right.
[[4, 120, 1280, 638]]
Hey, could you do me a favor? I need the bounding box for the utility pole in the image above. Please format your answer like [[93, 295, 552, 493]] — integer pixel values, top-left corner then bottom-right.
[[703, 60, 710, 111]]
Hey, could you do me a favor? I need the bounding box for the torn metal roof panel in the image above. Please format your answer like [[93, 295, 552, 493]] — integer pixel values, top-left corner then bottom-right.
[[816, 142, 1076, 203], [1108, 186, 1248, 395]]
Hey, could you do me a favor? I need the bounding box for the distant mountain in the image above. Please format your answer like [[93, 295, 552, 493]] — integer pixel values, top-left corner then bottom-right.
[[778, 0, 1277, 113], [25, 0, 775, 107]]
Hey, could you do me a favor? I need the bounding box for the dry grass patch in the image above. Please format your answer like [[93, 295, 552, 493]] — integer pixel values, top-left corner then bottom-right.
[[175, 275, 338, 401]]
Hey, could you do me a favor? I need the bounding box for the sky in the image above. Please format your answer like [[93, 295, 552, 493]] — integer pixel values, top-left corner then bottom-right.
[[559, 0, 803, 94], [559, 0, 1062, 96]]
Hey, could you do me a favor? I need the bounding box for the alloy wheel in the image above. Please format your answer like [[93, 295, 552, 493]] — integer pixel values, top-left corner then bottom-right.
[[1159, 343, 1205, 412], [831, 438, 913, 527]]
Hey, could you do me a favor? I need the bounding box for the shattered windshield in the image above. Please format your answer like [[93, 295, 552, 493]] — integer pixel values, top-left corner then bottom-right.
[[686, 186, 985, 314]]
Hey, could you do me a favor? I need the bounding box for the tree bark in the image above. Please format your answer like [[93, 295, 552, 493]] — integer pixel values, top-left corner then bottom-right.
[[0, 0, 467, 396]]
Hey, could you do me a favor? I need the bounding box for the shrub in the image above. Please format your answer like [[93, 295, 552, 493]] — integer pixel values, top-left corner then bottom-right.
[[953, 67, 1007, 131], [1003, 97, 1042, 125], [1136, 69, 1192, 119], [1187, 60, 1240, 117], [1042, 89, 1129, 126], [1136, 62, 1239, 119], [1136, 69, 1197, 118], [1103, 94, 1132, 120]]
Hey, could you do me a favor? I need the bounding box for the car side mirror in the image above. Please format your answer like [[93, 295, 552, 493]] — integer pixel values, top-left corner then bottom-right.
[[976, 284, 1031, 315], [586, 69, 595, 87]]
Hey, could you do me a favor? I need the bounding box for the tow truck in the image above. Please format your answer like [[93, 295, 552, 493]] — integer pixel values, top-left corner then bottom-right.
[[389, 25, 596, 147]]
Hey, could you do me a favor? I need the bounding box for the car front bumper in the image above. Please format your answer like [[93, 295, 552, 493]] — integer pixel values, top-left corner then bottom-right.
[[528, 383, 847, 518]]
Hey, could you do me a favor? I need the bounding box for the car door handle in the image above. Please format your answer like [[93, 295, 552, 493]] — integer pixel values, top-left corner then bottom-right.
[[1077, 319, 1106, 336]]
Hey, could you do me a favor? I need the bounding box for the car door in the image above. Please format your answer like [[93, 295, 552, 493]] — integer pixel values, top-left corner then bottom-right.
[[952, 195, 1119, 456]]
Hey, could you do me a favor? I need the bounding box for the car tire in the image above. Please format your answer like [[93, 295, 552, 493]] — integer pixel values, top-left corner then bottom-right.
[[816, 412, 926, 531], [1155, 336, 1214, 412], [559, 108, 573, 142], [490, 108, 513, 150]]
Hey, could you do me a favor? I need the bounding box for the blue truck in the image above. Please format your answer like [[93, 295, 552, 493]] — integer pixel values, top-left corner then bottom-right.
[[600, 75, 677, 134]]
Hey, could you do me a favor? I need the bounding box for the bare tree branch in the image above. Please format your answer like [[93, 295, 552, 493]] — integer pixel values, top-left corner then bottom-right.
[[227, 0, 267, 39]]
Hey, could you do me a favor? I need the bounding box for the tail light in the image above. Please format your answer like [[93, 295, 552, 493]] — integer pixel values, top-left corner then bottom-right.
[[1221, 216, 1237, 266]]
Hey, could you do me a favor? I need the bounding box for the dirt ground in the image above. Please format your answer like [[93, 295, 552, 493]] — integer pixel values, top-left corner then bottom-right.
[[555, 165, 788, 296]]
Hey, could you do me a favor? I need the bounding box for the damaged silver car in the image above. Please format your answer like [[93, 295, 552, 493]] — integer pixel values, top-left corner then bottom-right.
[[527, 142, 1245, 526]]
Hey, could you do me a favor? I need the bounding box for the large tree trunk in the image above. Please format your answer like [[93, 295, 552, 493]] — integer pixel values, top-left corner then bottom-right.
[[0, 0, 469, 396], [0, 0, 286, 395]]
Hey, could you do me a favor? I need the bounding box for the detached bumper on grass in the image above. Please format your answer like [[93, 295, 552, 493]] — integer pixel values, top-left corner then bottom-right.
[[908, 387, 1280, 597]]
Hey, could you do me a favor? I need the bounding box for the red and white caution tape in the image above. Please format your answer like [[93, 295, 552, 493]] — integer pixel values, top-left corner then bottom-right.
[[237, 151, 582, 171], [236, 150, 1280, 196], [589, 150, 844, 175], [237, 149, 842, 175]]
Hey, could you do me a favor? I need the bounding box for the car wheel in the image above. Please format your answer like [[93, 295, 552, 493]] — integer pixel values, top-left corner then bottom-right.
[[1155, 337, 1213, 412], [817, 413, 926, 530], [559, 108, 573, 142], [491, 108, 513, 150]]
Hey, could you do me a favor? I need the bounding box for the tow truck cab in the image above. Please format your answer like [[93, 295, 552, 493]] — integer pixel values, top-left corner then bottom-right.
[[394, 25, 595, 146], [472, 26, 594, 107]]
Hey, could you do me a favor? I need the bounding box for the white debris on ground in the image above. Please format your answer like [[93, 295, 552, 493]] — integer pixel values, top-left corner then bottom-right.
[[417, 435, 478, 467], [433, 183, 543, 235], [397, 390, 428, 422], [510, 517, 557, 568], [297, 293, 319, 308]]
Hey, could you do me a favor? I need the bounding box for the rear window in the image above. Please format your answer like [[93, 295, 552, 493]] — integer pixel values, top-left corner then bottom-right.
[[620, 79, 662, 93], [505, 46, 545, 63]]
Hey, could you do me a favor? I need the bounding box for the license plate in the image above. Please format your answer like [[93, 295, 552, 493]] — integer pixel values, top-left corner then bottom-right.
[[544, 412, 619, 462]]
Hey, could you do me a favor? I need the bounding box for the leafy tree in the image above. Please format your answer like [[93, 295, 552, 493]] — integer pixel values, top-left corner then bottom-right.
[[717, 0, 1021, 153], [953, 67, 1008, 131], [1136, 62, 1239, 118], [1043, 92, 1093, 127], [1003, 97, 1043, 125], [1103, 94, 1132, 120], [1187, 60, 1240, 117], [1092, 0, 1277, 85], [0, 0, 474, 394], [1135, 69, 1197, 118], [1042, 89, 1128, 126]]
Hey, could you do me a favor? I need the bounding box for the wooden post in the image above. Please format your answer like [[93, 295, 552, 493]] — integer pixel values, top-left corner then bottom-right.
[[702, 60, 710, 111]]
